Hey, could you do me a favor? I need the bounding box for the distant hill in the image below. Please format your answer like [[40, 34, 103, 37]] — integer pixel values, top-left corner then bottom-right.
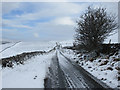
[[0, 38, 18, 44]]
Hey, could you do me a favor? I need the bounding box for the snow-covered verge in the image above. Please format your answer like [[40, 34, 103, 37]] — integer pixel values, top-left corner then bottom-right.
[[1, 41, 56, 59], [2, 51, 54, 88], [62, 48, 120, 89]]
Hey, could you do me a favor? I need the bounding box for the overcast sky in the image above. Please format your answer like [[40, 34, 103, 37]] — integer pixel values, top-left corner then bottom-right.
[[1, 2, 118, 42]]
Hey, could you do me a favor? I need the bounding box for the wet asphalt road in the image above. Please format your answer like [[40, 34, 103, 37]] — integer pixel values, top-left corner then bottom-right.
[[44, 50, 112, 90]]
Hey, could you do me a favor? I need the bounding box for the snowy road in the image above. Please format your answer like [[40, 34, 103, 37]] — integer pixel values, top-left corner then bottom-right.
[[45, 49, 112, 89], [58, 51, 89, 89]]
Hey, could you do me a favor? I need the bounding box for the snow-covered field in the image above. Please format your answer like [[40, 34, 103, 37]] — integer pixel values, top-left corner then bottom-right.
[[1, 41, 56, 59], [62, 49, 120, 89], [0, 42, 15, 51], [59, 40, 73, 47], [1, 40, 73, 59], [2, 52, 54, 88], [1, 41, 56, 88], [2, 40, 118, 88], [1, 41, 72, 88]]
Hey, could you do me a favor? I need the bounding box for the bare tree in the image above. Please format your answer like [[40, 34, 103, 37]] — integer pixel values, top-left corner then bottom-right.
[[75, 6, 118, 52]]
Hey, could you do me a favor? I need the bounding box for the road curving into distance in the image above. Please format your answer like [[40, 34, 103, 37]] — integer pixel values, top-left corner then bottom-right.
[[44, 49, 113, 90]]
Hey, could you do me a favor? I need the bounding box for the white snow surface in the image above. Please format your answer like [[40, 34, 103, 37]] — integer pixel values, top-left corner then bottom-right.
[[1, 41, 73, 59], [1, 41, 56, 59], [1, 43, 15, 51], [59, 40, 73, 47], [1, 40, 73, 88], [3, 40, 118, 88], [2, 52, 54, 88]]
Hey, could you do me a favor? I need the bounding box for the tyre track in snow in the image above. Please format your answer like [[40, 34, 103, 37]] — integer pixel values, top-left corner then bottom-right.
[[45, 49, 113, 89], [44, 52, 68, 88], [59, 51, 113, 89], [58, 51, 90, 89]]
